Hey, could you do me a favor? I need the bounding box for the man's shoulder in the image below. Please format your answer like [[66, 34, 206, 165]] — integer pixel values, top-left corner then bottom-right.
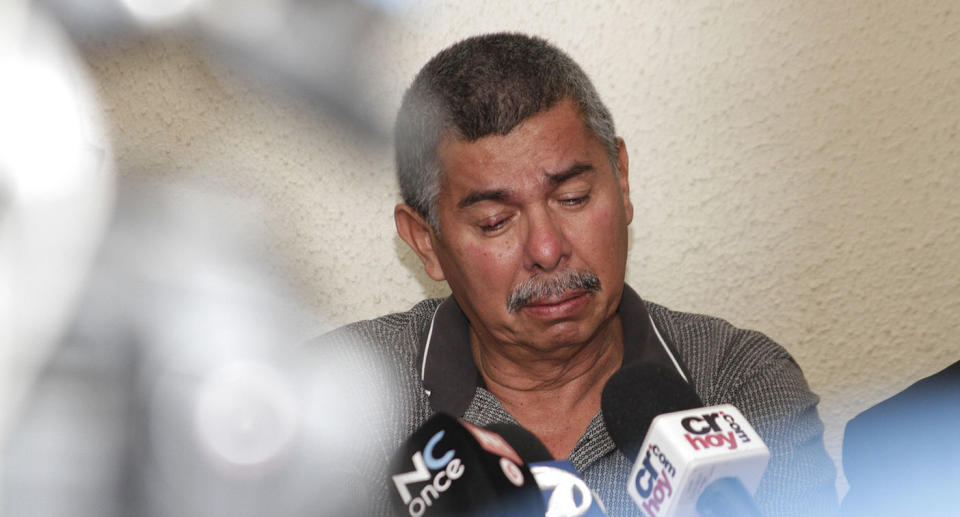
[[312, 298, 443, 359], [643, 299, 798, 372], [321, 298, 442, 339], [641, 298, 814, 422], [300, 300, 444, 517], [644, 299, 775, 342], [643, 299, 838, 516]]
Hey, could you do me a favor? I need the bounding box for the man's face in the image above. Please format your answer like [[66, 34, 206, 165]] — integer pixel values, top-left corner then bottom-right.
[[402, 98, 633, 352]]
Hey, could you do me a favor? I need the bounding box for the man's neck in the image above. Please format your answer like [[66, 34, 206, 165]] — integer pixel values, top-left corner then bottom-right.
[[470, 315, 624, 459]]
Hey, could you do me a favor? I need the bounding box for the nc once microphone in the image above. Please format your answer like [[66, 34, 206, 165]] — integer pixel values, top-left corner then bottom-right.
[[483, 423, 610, 517], [602, 364, 769, 517], [388, 413, 545, 517]]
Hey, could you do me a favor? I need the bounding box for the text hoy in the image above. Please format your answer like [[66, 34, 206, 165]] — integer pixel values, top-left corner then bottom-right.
[[685, 431, 738, 450]]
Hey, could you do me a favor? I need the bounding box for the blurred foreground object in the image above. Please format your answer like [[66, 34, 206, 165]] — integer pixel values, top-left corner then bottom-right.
[[3, 2, 401, 514], [842, 360, 960, 517], [37, 0, 403, 140], [0, 0, 114, 449], [2, 182, 398, 517]]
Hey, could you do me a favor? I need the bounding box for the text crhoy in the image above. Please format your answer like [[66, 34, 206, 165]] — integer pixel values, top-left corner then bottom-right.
[[634, 445, 675, 517], [682, 412, 739, 451]]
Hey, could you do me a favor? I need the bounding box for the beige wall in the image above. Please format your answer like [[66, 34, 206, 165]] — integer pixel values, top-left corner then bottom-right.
[[79, 1, 959, 496]]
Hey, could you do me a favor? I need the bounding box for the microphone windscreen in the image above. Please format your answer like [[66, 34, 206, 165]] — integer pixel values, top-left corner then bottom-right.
[[389, 413, 545, 517], [483, 423, 554, 463], [601, 363, 702, 459]]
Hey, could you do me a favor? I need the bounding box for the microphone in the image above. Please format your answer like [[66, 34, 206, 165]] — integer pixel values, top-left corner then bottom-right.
[[482, 423, 553, 463], [602, 363, 702, 460], [602, 364, 769, 517], [388, 413, 545, 517], [485, 423, 609, 517]]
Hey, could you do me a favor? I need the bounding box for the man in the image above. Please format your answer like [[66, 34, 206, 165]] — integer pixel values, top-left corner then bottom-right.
[[320, 33, 838, 516]]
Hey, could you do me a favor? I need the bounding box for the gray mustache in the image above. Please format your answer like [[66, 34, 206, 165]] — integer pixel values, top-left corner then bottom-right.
[[507, 271, 601, 313]]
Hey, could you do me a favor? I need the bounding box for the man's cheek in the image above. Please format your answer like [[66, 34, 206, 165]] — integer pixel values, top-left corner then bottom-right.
[[580, 208, 618, 242], [463, 232, 521, 259], [458, 243, 512, 274]]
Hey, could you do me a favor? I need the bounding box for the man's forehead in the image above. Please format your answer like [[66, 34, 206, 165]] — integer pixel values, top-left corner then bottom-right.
[[433, 100, 600, 187]]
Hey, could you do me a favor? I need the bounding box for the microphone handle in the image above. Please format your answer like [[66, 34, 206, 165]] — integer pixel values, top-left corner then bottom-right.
[[695, 477, 763, 517]]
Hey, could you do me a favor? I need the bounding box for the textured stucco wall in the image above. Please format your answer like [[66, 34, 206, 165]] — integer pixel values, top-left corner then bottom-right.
[[78, 1, 959, 497]]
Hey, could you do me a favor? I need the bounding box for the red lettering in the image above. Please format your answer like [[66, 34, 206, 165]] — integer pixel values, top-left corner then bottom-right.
[[640, 469, 674, 516], [685, 433, 707, 450], [685, 432, 738, 451]]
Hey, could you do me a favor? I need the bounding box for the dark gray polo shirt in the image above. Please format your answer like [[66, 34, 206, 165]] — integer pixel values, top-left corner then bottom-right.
[[318, 283, 839, 516], [416, 285, 690, 515]]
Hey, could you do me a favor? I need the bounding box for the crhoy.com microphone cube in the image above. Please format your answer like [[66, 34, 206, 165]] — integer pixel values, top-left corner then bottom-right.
[[626, 404, 769, 517]]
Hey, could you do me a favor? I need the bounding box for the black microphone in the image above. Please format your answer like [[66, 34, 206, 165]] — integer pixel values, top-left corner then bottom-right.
[[388, 413, 545, 517], [601, 363, 703, 460], [482, 423, 553, 463], [485, 423, 610, 517], [602, 364, 768, 517]]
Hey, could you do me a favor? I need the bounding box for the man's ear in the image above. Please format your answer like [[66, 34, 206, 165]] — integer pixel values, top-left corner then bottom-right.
[[615, 137, 634, 225], [395, 204, 446, 281]]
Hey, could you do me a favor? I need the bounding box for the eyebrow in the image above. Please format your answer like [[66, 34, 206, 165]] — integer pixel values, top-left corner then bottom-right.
[[456, 162, 595, 210], [457, 189, 510, 209], [546, 162, 594, 185]]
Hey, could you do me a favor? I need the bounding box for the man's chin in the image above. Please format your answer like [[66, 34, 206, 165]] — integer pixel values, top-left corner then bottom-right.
[[520, 316, 609, 349]]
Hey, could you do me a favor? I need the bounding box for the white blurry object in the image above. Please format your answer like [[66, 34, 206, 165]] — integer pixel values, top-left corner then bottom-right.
[[35, 0, 400, 138], [4, 182, 398, 517], [192, 0, 288, 42], [117, 0, 201, 25], [0, 1, 113, 448], [193, 361, 300, 468], [193, 0, 396, 139]]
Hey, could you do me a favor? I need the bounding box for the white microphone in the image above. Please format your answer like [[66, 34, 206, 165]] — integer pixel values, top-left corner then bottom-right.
[[602, 364, 769, 517], [626, 404, 769, 517]]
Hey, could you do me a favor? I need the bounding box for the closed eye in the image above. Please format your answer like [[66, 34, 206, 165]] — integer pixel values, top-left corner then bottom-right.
[[558, 194, 590, 207], [478, 215, 511, 234], [480, 220, 506, 232]]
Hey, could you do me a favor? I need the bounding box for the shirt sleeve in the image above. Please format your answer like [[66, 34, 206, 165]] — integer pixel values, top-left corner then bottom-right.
[[715, 328, 840, 517], [648, 301, 840, 517]]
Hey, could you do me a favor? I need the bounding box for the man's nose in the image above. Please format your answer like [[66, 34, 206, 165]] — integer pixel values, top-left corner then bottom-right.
[[523, 208, 571, 272]]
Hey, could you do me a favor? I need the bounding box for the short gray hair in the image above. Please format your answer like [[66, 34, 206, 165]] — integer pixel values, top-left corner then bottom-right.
[[394, 33, 618, 230]]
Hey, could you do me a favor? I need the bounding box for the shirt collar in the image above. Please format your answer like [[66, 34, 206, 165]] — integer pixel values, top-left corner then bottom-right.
[[418, 283, 688, 416]]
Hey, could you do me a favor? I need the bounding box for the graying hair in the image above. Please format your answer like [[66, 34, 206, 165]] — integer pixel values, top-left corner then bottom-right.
[[394, 33, 618, 231]]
